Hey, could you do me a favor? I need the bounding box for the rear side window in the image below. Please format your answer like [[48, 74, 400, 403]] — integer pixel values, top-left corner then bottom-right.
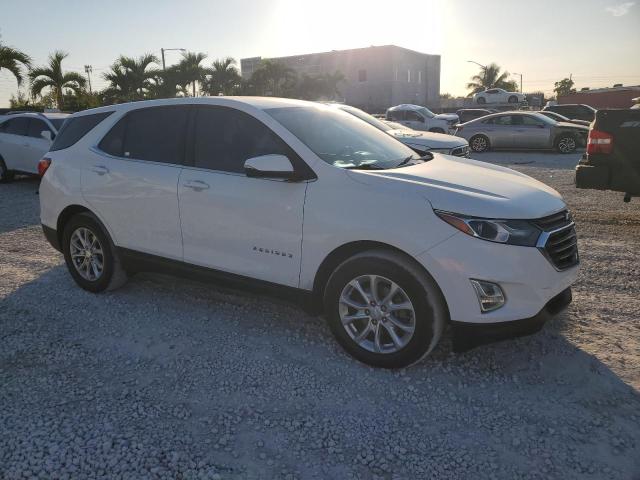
[[387, 110, 404, 121], [3, 117, 29, 135], [50, 112, 113, 151], [405, 111, 423, 122], [193, 106, 290, 173], [99, 106, 189, 164], [27, 119, 50, 138]]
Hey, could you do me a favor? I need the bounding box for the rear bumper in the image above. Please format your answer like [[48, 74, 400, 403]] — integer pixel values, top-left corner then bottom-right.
[[451, 287, 572, 352], [42, 224, 61, 252], [575, 156, 640, 194]]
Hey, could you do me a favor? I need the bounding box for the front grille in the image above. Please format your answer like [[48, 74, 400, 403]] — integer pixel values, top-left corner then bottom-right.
[[535, 210, 579, 270], [451, 145, 470, 157]]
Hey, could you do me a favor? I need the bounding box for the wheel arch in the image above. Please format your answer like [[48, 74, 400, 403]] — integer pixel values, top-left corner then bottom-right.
[[56, 204, 94, 247], [311, 240, 450, 319]]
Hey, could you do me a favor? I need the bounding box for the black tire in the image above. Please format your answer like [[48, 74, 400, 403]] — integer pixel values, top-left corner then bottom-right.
[[323, 250, 447, 368], [429, 128, 445, 134], [477, 97, 486, 104], [508, 95, 518, 103], [470, 134, 490, 152], [0, 157, 15, 183], [62, 212, 127, 293], [555, 134, 577, 154]]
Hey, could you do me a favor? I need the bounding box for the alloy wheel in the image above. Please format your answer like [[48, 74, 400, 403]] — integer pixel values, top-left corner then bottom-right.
[[69, 227, 104, 281], [558, 137, 576, 153], [471, 136, 488, 152], [339, 275, 416, 354]]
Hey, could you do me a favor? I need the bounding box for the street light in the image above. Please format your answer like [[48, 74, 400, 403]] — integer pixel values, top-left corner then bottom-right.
[[161, 48, 186, 70], [467, 60, 487, 71], [512, 72, 523, 93]]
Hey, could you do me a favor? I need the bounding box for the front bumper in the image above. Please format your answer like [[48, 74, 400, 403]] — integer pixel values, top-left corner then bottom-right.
[[416, 231, 579, 324], [451, 287, 572, 352]]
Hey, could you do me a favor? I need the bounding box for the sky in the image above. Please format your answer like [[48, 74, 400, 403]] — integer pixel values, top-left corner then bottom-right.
[[1, 0, 639, 107]]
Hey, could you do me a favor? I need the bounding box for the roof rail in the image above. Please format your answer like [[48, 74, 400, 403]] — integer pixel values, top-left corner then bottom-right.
[[4, 111, 51, 120]]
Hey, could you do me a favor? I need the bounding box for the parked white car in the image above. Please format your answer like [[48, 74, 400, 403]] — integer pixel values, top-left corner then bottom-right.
[[38, 97, 578, 367], [473, 88, 526, 105], [328, 104, 469, 157], [386, 104, 458, 133], [0, 112, 69, 180]]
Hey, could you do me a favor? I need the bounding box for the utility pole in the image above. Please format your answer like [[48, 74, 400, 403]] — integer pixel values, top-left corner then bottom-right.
[[513, 72, 523, 93], [84, 65, 93, 94]]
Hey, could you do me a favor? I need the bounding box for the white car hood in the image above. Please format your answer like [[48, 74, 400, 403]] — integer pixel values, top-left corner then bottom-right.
[[351, 155, 565, 219], [388, 129, 465, 149], [435, 113, 458, 122]]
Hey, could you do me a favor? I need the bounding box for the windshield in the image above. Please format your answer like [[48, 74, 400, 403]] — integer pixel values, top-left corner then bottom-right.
[[338, 105, 392, 132], [267, 105, 420, 170], [49, 118, 66, 130], [418, 107, 435, 118]]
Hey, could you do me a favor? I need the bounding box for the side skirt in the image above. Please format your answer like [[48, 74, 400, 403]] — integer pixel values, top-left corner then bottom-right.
[[117, 247, 317, 312]]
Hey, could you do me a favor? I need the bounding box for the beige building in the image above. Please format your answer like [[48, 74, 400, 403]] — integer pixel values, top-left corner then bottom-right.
[[240, 45, 441, 112]]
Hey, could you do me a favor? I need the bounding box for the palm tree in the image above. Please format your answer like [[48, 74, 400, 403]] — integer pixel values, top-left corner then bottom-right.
[[202, 57, 241, 96], [466, 63, 518, 96], [103, 53, 159, 102], [177, 51, 208, 97], [0, 41, 32, 86], [29, 51, 86, 109], [250, 60, 296, 97]]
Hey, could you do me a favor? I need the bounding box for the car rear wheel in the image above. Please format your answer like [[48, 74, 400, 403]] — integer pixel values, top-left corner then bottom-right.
[[323, 250, 447, 368], [470, 134, 490, 152], [476, 97, 486, 104], [555, 134, 577, 154], [62, 212, 128, 293], [508, 95, 519, 103], [0, 158, 15, 183]]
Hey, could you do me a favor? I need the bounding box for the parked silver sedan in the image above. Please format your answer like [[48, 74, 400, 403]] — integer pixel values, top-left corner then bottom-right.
[[455, 111, 589, 154]]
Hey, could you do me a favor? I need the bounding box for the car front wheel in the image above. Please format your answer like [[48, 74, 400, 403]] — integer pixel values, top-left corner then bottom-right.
[[62, 212, 128, 293], [323, 250, 447, 368], [470, 134, 490, 152], [0, 158, 15, 183]]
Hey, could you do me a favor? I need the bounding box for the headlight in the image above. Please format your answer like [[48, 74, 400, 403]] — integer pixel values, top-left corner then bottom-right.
[[435, 210, 541, 246]]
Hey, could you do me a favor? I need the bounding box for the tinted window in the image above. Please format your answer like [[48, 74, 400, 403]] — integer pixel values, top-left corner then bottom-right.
[[27, 119, 50, 138], [486, 115, 512, 125], [486, 89, 498, 94], [51, 112, 113, 151], [193, 107, 290, 173], [121, 106, 188, 164], [405, 111, 423, 122], [387, 110, 404, 121], [49, 118, 66, 130], [4, 117, 29, 135], [520, 115, 545, 126], [99, 117, 125, 156]]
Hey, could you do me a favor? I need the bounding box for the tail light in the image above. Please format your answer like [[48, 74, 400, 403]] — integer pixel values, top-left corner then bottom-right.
[[38, 157, 51, 177], [586, 129, 613, 155]]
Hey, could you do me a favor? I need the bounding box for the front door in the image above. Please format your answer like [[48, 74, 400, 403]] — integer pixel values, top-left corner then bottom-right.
[[178, 106, 307, 287], [0, 117, 29, 171], [82, 106, 189, 260], [512, 115, 552, 148]]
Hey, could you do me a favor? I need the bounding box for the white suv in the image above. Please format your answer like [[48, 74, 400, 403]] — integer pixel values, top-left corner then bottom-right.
[[39, 98, 579, 368], [0, 112, 69, 180], [386, 104, 458, 133]]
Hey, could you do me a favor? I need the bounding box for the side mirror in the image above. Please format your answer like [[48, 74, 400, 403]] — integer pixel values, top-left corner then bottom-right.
[[40, 130, 52, 142], [244, 154, 295, 180]]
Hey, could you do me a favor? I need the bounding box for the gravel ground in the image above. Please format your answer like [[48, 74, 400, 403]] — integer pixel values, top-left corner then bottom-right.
[[1, 151, 639, 479]]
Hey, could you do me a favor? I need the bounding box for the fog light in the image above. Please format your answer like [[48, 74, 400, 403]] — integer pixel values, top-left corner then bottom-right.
[[470, 279, 505, 313]]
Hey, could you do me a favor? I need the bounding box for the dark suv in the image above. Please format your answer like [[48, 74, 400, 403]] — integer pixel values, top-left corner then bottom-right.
[[542, 104, 596, 122]]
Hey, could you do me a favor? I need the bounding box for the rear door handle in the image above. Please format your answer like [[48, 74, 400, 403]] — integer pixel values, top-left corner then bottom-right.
[[184, 180, 210, 191], [91, 165, 109, 175]]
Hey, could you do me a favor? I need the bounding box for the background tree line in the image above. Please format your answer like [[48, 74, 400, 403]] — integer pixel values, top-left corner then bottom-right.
[[1, 40, 344, 112]]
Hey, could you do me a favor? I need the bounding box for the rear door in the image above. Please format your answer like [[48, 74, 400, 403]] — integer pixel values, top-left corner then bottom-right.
[[178, 105, 308, 287], [82, 106, 188, 260], [0, 117, 29, 170], [23, 118, 52, 173], [483, 115, 513, 147]]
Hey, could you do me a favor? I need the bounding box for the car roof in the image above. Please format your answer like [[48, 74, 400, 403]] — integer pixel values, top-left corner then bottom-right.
[[2, 111, 70, 120], [70, 96, 319, 118], [386, 104, 424, 112]]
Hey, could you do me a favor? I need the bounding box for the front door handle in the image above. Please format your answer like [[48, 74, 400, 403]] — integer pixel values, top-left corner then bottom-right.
[[184, 180, 210, 191], [91, 165, 109, 175]]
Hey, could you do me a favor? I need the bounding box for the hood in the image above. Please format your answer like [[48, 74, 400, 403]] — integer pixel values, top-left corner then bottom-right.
[[349, 155, 565, 219], [388, 129, 466, 149], [435, 113, 459, 122]]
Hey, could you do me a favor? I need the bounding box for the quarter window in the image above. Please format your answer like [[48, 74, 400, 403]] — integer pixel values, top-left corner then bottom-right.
[[52, 112, 113, 151], [193, 107, 290, 173]]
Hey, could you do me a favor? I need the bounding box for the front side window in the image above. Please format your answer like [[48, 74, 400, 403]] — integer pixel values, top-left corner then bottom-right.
[[4, 117, 29, 136], [99, 107, 188, 164], [27, 119, 50, 138], [405, 110, 423, 122], [267, 105, 420, 170], [193, 107, 290, 173]]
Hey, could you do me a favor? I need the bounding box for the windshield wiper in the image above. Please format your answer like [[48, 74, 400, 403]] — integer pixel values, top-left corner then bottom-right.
[[395, 152, 433, 167], [343, 163, 386, 170]]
